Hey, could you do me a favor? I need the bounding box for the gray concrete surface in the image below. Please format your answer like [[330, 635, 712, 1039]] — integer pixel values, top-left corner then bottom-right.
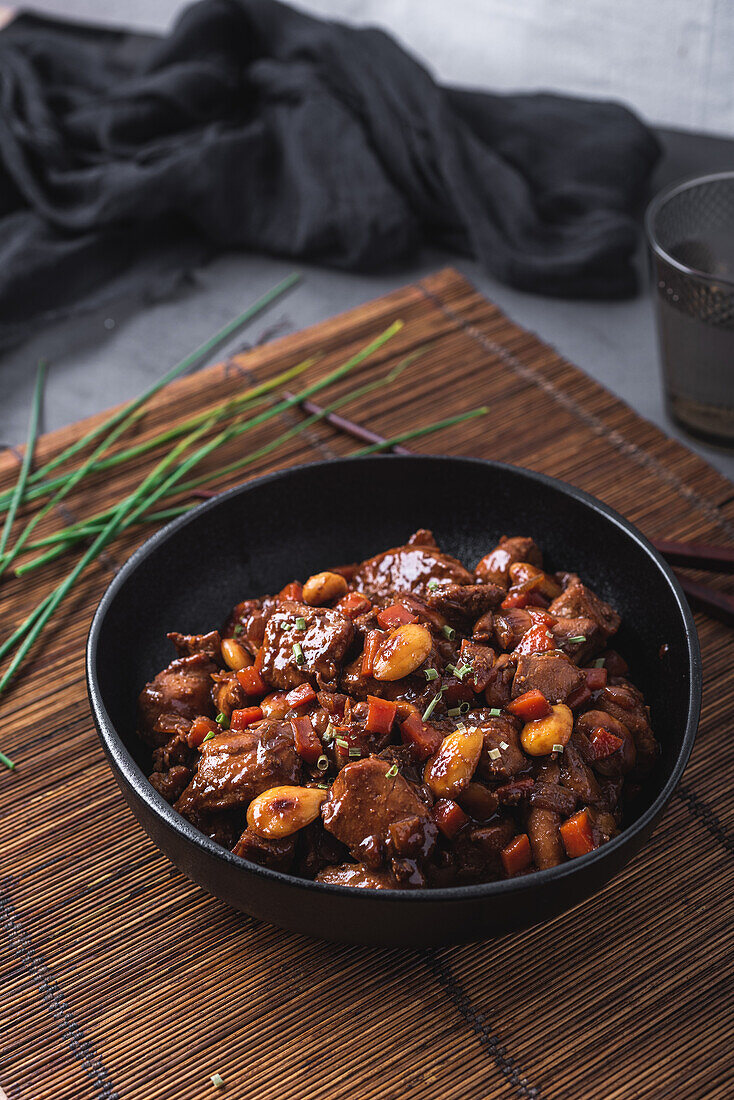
[[1, 124, 734, 481]]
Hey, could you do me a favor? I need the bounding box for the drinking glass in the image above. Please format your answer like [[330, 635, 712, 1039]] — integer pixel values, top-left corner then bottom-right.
[[646, 172, 734, 446]]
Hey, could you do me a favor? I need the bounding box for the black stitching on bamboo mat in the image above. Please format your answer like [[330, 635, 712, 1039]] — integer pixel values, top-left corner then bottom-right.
[[675, 784, 734, 855], [0, 883, 120, 1100], [424, 951, 544, 1100], [417, 282, 734, 541]]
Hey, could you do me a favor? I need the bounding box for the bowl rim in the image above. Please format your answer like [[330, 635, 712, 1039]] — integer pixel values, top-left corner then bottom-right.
[[87, 454, 702, 904]]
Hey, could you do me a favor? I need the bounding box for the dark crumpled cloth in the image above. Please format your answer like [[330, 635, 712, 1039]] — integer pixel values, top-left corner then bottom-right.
[[0, 0, 660, 349]]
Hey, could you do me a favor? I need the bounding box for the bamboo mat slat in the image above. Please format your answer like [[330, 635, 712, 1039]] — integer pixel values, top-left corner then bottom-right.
[[1, 267, 732, 1100]]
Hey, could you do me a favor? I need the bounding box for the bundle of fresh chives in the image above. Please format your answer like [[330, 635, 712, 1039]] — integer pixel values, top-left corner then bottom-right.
[[0, 272, 300, 516], [0, 320, 405, 707]]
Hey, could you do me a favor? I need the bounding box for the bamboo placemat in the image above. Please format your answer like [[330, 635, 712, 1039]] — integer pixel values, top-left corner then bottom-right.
[[1, 268, 732, 1100]]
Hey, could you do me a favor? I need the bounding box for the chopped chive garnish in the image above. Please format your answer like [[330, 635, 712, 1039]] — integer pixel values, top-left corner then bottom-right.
[[445, 663, 456, 674], [427, 579, 440, 592], [552, 743, 565, 753], [295, 617, 307, 630], [594, 657, 605, 668], [282, 623, 292, 631], [316, 754, 329, 772], [568, 634, 586, 644], [315, 780, 330, 789], [454, 663, 472, 680], [489, 708, 502, 717], [233, 624, 243, 636], [385, 763, 398, 778], [202, 730, 217, 743], [335, 737, 348, 749], [0, 749, 16, 770], [488, 747, 501, 761], [211, 1073, 225, 1090], [459, 701, 470, 714], [293, 642, 305, 665], [448, 706, 462, 717], [422, 689, 445, 722], [424, 668, 438, 681], [349, 747, 361, 758], [323, 722, 335, 743], [216, 712, 229, 729], [442, 625, 456, 640], [500, 741, 509, 750]]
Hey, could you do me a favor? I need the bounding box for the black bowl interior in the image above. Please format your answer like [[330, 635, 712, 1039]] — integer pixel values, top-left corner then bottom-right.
[[93, 455, 698, 827]]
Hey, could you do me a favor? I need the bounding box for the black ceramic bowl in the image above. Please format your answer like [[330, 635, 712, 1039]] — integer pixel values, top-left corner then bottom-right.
[[87, 456, 701, 946]]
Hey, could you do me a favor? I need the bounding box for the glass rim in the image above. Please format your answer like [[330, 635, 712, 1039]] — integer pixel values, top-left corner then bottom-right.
[[645, 169, 734, 291]]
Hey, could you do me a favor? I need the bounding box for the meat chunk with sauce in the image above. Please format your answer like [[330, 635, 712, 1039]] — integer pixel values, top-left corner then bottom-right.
[[138, 651, 217, 748], [351, 534, 473, 601], [322, 757, 436, 861], [473, 711, 526, 780], [475, 536, 542, 588], [526, 760, 565, 868], [175, 720, 301, 815], [315, 864, 402, 889], [259, 600, 353, 691], [512, 651, 584, 703], [232, 828, 296, 872], [548, 576, 620, 642], [426, 582, 504, 625]]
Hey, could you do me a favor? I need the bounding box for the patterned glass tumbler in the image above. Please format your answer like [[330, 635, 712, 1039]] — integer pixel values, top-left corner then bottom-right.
[[646, 172, 734, 446]]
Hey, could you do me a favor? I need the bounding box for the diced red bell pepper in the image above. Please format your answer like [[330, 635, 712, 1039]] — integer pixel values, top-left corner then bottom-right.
[[285, 683, 317, 709], [187, 716, 218, 748], [496, 776, 535, 805], [515, 622, 556, 655], [366, 695, 398, 735], [588, 726, 624, 761], [501, 833, 533, 876], [236, 666, 267, 696], [501, 589, 530, 610], [507, 689, 552, 721], [376, 603, 417, 630], [400, 711, 443, 761], [230, 706, 264, 731], [527, 608, 554, 626], [361, 630, 383, 677], [433, 798, 469, 839], [566, 684, 592, 710], [585, 667, 608, 690], [290, 714, 322, 764], [337, 591, 372, 619], [560, 808, 596, 858], [279, 581, 303, 601]]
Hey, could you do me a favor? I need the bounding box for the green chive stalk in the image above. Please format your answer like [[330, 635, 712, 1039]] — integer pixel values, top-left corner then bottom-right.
[[0, 361, 46, 561]]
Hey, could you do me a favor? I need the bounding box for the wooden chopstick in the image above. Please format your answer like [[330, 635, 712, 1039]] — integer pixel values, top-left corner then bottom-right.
[[283, 392, 414, 455], [673, 573, 734, 627], [651, 538, 734, 574]]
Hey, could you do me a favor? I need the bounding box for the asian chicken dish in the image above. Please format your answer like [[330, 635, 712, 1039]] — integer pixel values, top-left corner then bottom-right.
[[137, 531, 659, 889]]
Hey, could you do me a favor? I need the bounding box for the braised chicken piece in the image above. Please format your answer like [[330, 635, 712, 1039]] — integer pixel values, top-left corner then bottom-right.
[[136, 530, 659, 888]]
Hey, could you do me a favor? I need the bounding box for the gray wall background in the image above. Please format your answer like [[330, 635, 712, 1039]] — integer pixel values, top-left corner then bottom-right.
[[14, 0, 734, 137]]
